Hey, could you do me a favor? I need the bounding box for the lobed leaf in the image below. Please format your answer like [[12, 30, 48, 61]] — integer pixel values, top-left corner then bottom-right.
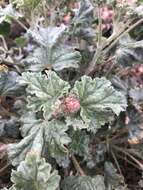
[[45, 120, 71, 159], [24, 26, 81, 71], [8, 113, 44, 166], [19, 71, 70, 119], [24, 45, 81, 72], [73, 0, 94, 27], [72, 76, 127, 132], [11, 153, 60, 190], [27, 26, 66, 47], [70, 0, 96, 43], [8, 113, 71, 166]]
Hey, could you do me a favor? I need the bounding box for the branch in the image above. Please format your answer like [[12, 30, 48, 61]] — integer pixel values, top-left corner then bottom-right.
[[112, 145, 143, 170], [71, 154, 85, 176], [85, 18, 143, 75], [104, 18, 143, 54], [12, 18, 29, 31]]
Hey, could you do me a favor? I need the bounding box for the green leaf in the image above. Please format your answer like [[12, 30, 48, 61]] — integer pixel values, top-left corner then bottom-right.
[[72, 76, 127, 132], [66, 116, 88, 130], [129, 88, 143, 105], [104, 162, 125, 189], [24, 46, 81, 71], [73, 0, 94, 27], [0, 71, 24, 97], [111, 76, 128, 95], [8, 113, 44, 166], [11, 154, 60, 190], [115, 36, 143, 67], [69, 129, 90, 157], [14, 36, 27, 47], [70, 0, 96, 43], [62, 175, 105, 190], [0, 22, 11, 36], [8, 113, 71, 166], [27, 26, 66, 47], [45, 120, 71, 159], [85, 144, 107, 169], [0, 116, 20, 139], [0, 4, 22, 24], [19, 71, 70, 119], [24, 27, 81, 71], [12, 0, 41, 9], [126, 106, 143, 143]]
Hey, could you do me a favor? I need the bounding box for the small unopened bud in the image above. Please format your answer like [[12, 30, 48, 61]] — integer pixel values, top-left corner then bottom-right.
[[64, 96, 80, 113], [0, 144, 7, 153]]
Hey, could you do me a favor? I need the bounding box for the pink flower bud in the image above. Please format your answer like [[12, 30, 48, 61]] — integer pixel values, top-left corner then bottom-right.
[[0, 144, 7, 153], [64, 96, 80, 113]]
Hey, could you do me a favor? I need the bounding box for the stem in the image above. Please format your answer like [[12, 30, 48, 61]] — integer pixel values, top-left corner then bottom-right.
[[71, 154, 85, 176], [12, 18, 28, 31], [105, 61, 115, 77], [104, 18, 143, 54], [50, 6, 56, 26], [85, 47, 102, 75], [112, 145, 143, 170], [86, 18, 143, 75], [0, 163, 10, 175], [100, 127, 128, 144], [97, 5, 102, 47], [110, 149, 124, 179], [0, 104, 17, 117], [0, 35, 8, 50], [85, 5, 103, 75], [115, 153, 141, 170]]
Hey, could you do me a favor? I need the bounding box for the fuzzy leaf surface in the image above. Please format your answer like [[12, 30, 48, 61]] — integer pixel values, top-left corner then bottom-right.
[[11, 154, 60, 190], [126, 106, 143, 143], [73, 76, 127, 132], [0, 71, 24, 96], [73, 0, 94, 25], [8, 113, 71, 166], [115, 37, 143, 67], [69, 130, 90, 157], [0, 4, 22, 23], [104, 162, 125, 189], [27, 26, 66, 47], [8, 113, 44, 166], [19, 71, 70, 119], [71, 0, 95, 43], [45, 120, 71, 159], [62, 175, 105, 190], [129, 88, 143, 105], [24, 27, 81, 71]]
